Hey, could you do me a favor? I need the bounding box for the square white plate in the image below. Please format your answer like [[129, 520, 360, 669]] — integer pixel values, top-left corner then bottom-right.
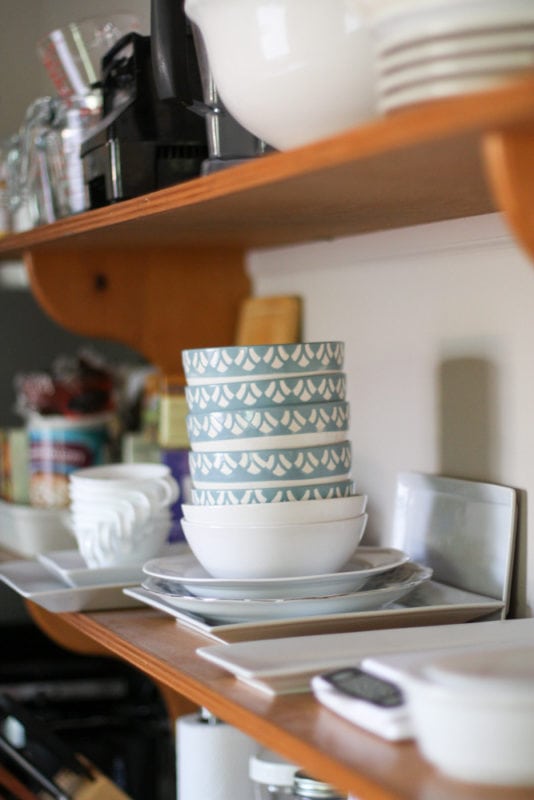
[[0, 559, 143, 613], [37, 542, 191, 588]]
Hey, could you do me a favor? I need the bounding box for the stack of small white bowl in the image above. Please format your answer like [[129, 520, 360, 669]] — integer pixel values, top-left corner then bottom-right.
[[372, 0, 534, 114], [68, 464, 179, 568], [179, 341, 367, 579]]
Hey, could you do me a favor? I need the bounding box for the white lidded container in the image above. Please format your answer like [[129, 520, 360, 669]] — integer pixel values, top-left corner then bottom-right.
[[403, 644, 534, 785], [250, 749, 298, 800]]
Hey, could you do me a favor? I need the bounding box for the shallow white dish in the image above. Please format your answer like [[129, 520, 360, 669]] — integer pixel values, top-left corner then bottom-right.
[[141, 562, 432, 622], [0, 499, 73, 557], [142, 547, 409, 599], [0, 559, 142, 613], [37, 542, 190, 588]]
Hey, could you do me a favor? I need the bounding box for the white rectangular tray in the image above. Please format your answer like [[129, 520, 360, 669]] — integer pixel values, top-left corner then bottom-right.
[[197, 617, 534, 696], [125, 579, 502, 645]]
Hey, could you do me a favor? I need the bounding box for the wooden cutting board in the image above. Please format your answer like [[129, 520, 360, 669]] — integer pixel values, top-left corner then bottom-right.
[[235, 295, 302, 345]]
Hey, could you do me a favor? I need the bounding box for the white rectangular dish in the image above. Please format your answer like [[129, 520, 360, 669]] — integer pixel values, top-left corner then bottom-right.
[[0, 559, 142, 613], [125, 579, 502, 645], [37, 543, 190, 588], [0, 499, 74, 556], [197, 617, 533, 696]]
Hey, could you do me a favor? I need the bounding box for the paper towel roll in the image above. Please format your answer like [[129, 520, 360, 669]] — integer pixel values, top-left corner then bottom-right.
[[176, 711, 258, 800]]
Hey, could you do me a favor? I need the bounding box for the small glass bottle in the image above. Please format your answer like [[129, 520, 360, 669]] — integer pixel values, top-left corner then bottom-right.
[[292, 771, 347, 800]]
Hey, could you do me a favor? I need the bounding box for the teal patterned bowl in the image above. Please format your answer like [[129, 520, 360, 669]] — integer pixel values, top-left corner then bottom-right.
[[182, 341, 344, 385], [191, 480, 356, 505], [185, 372, 346, 412], [188, 440, 352, 488], [186, 400, 350, 451]]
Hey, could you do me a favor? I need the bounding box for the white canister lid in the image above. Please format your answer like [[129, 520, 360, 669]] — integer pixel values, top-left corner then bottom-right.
[[249, 749, 298, 787]]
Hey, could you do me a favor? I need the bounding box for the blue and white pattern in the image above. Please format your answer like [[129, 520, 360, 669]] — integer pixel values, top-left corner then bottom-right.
[[185, 373, 346, 412], [189, 441, 352, 485], [182, 342, 344, 383], [186, 401, 350, 445], [191, 480, 355, 505]]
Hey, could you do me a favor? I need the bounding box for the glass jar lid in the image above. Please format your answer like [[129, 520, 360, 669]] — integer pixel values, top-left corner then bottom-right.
[[293, 771, 345, 799]]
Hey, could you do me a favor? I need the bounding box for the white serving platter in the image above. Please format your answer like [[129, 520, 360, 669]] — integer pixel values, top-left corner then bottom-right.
[[0, 559, 143, 613], [142, 547, 410, 600], [197, 616, 529, 696], [124, 579, 502, 647]]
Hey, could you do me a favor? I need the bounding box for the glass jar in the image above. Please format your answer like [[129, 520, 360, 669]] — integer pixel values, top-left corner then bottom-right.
[[250, 749, 298, 800], [291, 771, 346, 799]]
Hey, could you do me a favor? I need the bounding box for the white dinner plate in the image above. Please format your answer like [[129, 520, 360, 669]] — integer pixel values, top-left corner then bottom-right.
[[140, 562, 432, 622], [142, 547, 410, 600]]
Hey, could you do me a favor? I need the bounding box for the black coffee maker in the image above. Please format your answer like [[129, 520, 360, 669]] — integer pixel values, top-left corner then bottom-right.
[[150, 0, 270, 175], [81, 1, 208, 206]]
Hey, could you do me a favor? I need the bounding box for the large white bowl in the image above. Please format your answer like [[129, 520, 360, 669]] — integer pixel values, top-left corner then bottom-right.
[[184, 0, 376, 150], [182, 494, 367, 525], [181, 513, 367, 578], [404, 645, 534, 785]]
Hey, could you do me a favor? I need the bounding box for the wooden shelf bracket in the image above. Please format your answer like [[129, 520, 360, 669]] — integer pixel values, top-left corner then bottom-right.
[[482, 127, 534, 263], [25, 244, 250, 374]]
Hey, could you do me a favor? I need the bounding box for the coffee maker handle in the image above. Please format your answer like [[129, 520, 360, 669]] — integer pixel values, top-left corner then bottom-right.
[[151, 0, 196, 104]]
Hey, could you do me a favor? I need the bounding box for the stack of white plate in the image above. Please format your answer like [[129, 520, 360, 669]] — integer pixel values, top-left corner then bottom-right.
[[372, 0, 534, 114]]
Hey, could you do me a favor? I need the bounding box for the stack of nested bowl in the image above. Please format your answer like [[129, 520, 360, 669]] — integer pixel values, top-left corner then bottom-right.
[[180, 341, 367, 579]]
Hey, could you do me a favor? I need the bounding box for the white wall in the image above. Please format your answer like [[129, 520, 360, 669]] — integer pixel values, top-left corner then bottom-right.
[[249, 212, 534, 618]]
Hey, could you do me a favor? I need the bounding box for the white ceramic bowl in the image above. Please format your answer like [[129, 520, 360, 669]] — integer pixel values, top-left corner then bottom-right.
[[181, 513, 367, 578], [189, 441, 352, 487], [184, 0, 376, 150], [186, 400, 350, 451], [182, 494, 367, 524], [185, 372, 346, 412], [182, 342, 344, 385], [403, 645, 534, 785], [190, 480, 355, 505]]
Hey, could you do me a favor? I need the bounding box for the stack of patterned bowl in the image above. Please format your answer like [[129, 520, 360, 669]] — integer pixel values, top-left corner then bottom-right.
[[178, 341, 368, 579]]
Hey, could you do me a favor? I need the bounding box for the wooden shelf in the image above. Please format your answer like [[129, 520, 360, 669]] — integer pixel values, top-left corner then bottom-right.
[[27, 603, 534, 800], [2, 74, 534, 259], [11, 76, 534, 800]]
